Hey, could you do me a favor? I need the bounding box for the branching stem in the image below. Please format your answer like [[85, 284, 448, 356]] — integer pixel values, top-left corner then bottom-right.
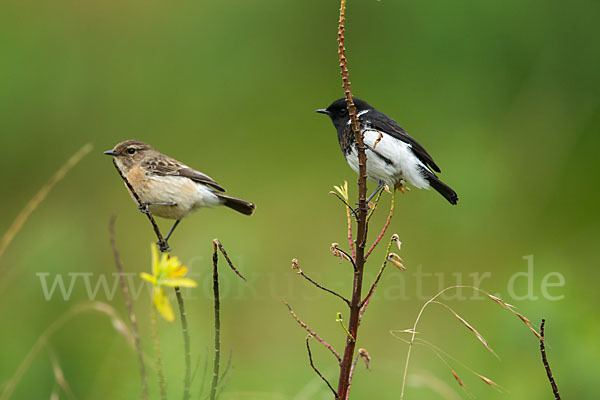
[[306, 335, 339, 398], [283, 301, 342, 364], [335, 0, 369, 397], [297, 270, 350, 305]]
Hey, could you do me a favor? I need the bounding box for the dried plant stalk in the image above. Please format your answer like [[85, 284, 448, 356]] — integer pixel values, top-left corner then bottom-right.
[[1, 302, 128, 400], [400, 286, 539, 399], [0, 143, 92, 261]]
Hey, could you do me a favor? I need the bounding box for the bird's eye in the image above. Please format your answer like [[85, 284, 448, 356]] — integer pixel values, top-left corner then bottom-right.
[[127, 148, 136, 154]]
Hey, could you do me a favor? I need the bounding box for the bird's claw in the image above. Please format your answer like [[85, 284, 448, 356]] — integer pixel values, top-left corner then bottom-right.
[[139, 204, 150, 214], [157, 240, 170, 253], [397, 185, 411, 194], [352, 204, 371, 218]]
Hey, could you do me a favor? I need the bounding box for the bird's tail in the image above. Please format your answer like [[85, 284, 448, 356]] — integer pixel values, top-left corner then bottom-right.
[[421, 168, 458, 205], [216, 193, 256, 215]]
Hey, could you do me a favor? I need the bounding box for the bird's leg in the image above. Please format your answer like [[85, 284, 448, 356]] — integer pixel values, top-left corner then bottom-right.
[[138, 201, 177, 215], [156, 219, 181, 252], [353, 180, 385, 216], [366, 181, 385, 203], [164, 219, 181, 242]]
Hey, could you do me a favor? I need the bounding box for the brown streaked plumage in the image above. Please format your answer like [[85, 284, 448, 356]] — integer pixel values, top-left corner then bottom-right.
[[104, 140, 255, 244]]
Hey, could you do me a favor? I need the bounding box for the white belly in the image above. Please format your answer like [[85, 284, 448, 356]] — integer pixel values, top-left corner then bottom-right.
[[140, 175, 221, 220], [345, 129, 431, 189]]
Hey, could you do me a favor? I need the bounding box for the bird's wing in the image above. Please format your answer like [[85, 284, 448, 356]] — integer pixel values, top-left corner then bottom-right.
[[365, 111, 441, 173], [143, 157, 226, 192]]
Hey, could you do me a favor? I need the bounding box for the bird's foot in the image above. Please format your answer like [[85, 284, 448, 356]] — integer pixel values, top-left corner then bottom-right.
[[139, 204, 150, 215], [352, 203, 372, 217], [397, 184, 411, 194], [157, 240, 171, 253]]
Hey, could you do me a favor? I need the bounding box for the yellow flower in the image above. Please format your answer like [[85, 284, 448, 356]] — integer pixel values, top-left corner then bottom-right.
[[141, 243, 197, 322]]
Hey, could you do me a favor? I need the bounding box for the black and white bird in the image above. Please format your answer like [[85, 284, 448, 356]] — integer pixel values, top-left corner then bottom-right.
[[317, 97, 458, 205]]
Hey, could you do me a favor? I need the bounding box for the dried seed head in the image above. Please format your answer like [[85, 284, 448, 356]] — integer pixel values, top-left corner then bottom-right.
[[390, 329, 417, 336], [479, 374, 500, 389], [111, 317, 134, 346], [451, 370, 465, 387], [291, 258, 302, 274], [387, 253, 406, 270], [436, 302, 497, 357], [331, 243, 351, 263], [487, 294, 515, 309], [358, 348, 371, 370], [516, 312, 543, 340], [391, 234, 402, 250]]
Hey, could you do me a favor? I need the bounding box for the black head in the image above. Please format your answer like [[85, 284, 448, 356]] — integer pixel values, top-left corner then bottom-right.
[[316, 97, 373, 129]]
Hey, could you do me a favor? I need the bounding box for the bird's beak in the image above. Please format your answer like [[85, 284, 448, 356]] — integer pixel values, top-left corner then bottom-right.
[[103, 149, 117, 156], [315, 108, 329, 115]]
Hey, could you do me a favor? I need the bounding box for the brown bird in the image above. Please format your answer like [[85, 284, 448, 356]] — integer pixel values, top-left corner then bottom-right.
[[105, 140, 255, 248]]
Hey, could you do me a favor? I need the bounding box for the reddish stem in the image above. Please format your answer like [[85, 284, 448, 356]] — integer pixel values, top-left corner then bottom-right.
[[365, 191, 395, 260], [283, 301, 342, 364]]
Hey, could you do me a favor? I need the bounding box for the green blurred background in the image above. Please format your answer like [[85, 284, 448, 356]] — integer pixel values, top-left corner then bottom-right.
[[1, 0, 598, 398]]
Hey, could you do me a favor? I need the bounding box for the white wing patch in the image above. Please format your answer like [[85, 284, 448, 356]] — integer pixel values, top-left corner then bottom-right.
[[346, 129, 431, 189], [346, 109, 370, 125]]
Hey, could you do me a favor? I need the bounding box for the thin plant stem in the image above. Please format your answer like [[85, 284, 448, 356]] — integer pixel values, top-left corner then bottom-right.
[[365, 190, 395, 260], [214, 239, 246, 281], [109, 214, 148, 400], [208, 239, 246, 399], [540, 319, 561, 400], [175, 287, 192, 400], [210, 243, 222, 400], [219, 349, 233, 384], [342, 193, 357, 258], [345, 353, 360, 398], [359, 233, 397, 316], [283, 300, 342, 364], [329, 191, 359, 219], [0, 302, 125, 400], [365, 187, 384, 225], [196, 348, 210, 398], [151, 307, 168, 400], [306, 336, 338, 398], [399, 285, 541, 399], [0, 143, 92, 262], [297, 270, 350, 305]]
